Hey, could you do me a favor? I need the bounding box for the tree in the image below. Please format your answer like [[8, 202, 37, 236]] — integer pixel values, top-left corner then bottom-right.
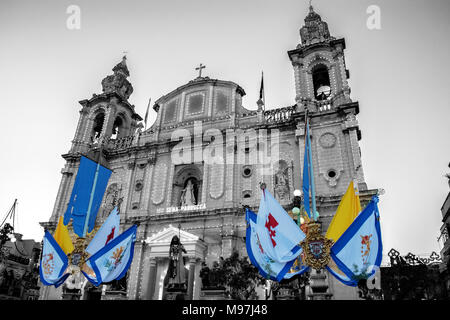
[[0, 223, 14, 249], [199, 251, 267, 300]]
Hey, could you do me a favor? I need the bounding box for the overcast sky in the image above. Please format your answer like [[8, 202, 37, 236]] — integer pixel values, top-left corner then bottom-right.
[[0, 0, 449, 261]]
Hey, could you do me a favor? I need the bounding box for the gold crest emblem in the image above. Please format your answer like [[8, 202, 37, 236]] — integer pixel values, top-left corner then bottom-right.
[[300, 222, 334, 271], [66, 222, 100, 268]]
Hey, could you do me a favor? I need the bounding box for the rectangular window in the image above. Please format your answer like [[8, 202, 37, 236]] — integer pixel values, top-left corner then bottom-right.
[[186, 92, 205, 116], [215, 91, 229, 115], [164, 99, 177, 123]]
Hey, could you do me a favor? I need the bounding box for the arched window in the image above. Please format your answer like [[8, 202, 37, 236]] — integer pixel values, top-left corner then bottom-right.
[[312, 64, 331, 101], [111, 115, 127, 140], [91, 112, 105, 143]]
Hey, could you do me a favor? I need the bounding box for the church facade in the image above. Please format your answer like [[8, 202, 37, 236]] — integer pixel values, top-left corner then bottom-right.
[[40, 6, 378, 300]]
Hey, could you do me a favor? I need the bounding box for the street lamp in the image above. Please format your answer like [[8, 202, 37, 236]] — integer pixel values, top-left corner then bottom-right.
[[292, 190, 303, 227]]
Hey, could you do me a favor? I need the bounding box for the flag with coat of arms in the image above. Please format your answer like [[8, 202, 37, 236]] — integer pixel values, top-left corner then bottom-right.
[[327, 195, 383, 286], [82, 224, 137, 286], [39, 230, 70, 288]]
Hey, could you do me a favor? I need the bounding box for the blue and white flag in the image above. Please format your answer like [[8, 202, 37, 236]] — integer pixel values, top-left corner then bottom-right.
[[283, 255, 309, 280], [326, 255, 356, 287], [82, 225, 137, 286], [246, 209, 308, 281], [256, 189, 305, 263], [39, 231, 70, 288], [86, 206, 120, 256], [63, 156, 112, 237], [81, 260, 99, 284], [329, 196, 383, 286]]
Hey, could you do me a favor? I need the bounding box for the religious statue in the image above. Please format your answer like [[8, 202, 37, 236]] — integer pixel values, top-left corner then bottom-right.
[[180, 179, 197, 206], [102, 183, 119, 218], [166, 236, 187, 290], [134, 123, 143, 140], [274, 166, 290, 201]]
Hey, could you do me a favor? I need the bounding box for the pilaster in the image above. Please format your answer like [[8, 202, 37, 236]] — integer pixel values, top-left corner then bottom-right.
[[127, 240, 144, 300]]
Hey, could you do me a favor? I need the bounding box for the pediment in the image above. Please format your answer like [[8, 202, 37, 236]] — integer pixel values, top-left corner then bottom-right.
[[145, 224, 199, 245], [144, 225, 206, 259]]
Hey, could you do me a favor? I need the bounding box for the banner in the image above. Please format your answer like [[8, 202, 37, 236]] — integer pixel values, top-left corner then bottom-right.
[[256, 189, 305, 263], [86, 206, 120, 256], [329, 196, 383, 286], [39, 230, 70, 288], [82, 225, 137, 286], [63, 156, 112, 237]]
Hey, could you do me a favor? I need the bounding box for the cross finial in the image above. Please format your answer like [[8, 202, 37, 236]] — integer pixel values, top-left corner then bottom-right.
[[195, 63, 206, 78]]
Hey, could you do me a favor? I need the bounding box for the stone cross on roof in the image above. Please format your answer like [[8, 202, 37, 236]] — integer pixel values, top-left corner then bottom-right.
[[195, 63, 206, 78]]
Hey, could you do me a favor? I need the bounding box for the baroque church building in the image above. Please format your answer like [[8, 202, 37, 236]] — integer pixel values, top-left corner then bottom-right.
[[40, 6, 378, 300]]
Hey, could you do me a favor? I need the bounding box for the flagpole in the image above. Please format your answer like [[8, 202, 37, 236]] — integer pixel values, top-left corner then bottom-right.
[[262, 71, 266, 112], [83, 148, 102, 237], [305, 110, 318, 221], [145, 97, 151, 130]]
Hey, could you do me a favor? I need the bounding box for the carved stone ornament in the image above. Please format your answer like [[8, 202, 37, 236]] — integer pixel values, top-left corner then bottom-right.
[[148, 156, 156, 165], [299, 6, 334, 47], [300, 222, 334, 271], [319, 132, 336, 148], [101, 56, 134, 100]]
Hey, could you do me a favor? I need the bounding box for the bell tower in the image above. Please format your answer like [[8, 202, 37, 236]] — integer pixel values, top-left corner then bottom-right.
[[70, 56, 142, 155], [287, 6, 380, 300], [288, 5, 352, 112], [49, 57, 142, 223], [289, 5, 372, 197]]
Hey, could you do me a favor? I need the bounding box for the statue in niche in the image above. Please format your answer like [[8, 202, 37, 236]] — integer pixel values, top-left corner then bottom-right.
[[165, 236, 188, 290], [180, 179, 197, 206], [102, 184, 119, 218], [274, 166, 290, 201]]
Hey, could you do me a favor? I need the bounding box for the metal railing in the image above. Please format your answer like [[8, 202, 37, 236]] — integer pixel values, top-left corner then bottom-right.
[[264, 106, 295, 123]]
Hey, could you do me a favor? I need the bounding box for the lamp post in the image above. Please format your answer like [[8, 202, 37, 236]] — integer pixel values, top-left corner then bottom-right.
[[291, 189, 303, 226], [274, 190, 310, 300]]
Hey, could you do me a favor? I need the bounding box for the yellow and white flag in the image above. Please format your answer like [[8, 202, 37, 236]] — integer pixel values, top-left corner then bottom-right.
[[53, 216, 74, 255], [325, 180, 361, 243]]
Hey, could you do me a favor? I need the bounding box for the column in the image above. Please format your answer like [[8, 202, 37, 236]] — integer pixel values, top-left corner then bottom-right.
[[201, 165, 208, 205], [187, 257, 197, 300], [207, 85, 213, 118], [146, 257, 158, 300], [127, 240, 144, 300], [50, 167, 72, 222], [100, 103, 115, 143], [177, 93, 185, 122]]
